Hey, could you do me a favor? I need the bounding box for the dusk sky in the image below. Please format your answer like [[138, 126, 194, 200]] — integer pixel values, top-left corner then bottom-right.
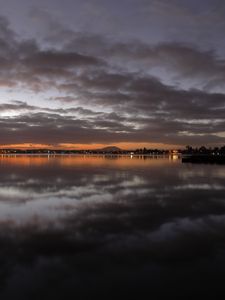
[[1, 0, 225, 149]]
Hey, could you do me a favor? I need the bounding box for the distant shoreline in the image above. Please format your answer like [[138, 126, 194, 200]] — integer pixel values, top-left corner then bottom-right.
[[0, 153, 174, 157]]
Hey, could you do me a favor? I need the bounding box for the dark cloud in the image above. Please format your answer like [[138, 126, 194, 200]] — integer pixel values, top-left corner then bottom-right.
[[0, 15, 103, 91], [65, 36, 225, 89]]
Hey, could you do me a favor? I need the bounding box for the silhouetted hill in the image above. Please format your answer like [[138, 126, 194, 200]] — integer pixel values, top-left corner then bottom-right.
[[100, 146, 122, 152]]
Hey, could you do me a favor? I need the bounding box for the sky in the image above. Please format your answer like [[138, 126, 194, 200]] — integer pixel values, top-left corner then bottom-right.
[[0, 0, 225, 149]]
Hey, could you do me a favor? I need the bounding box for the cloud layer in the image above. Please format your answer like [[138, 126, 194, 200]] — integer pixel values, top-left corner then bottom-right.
[[0, 5, 225, 147]]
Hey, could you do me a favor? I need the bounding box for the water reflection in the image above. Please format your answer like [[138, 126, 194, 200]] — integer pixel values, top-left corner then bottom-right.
[[0, 156, 225, 298]]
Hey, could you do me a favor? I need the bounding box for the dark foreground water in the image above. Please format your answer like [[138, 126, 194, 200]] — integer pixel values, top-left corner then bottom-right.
[[0, 155, 225, 299]]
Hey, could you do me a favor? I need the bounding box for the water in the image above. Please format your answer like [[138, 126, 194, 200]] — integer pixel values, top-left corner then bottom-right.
[[0, 155, 225, 299]]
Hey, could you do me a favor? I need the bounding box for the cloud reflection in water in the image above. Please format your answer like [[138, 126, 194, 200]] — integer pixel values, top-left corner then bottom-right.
[[0, 155, 225, 298]]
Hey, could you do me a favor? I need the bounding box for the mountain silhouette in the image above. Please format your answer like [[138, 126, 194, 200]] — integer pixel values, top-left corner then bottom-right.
[[100, 146, 121, 152]]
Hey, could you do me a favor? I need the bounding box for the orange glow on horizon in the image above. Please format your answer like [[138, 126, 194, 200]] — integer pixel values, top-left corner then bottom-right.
[[0, 142, 182, 150]]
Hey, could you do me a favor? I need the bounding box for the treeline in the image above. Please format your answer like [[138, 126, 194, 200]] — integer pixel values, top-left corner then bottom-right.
[[183, 145, 225, 155], [133, 148, 169, 155]]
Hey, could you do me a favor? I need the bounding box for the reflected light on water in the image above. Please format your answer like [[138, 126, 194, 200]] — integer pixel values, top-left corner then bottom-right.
[[0, 154, 179, 167], [0, 155, 225, 298]]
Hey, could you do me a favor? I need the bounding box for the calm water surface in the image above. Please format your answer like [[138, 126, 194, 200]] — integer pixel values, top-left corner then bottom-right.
[[0, 155, 225, 299]]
